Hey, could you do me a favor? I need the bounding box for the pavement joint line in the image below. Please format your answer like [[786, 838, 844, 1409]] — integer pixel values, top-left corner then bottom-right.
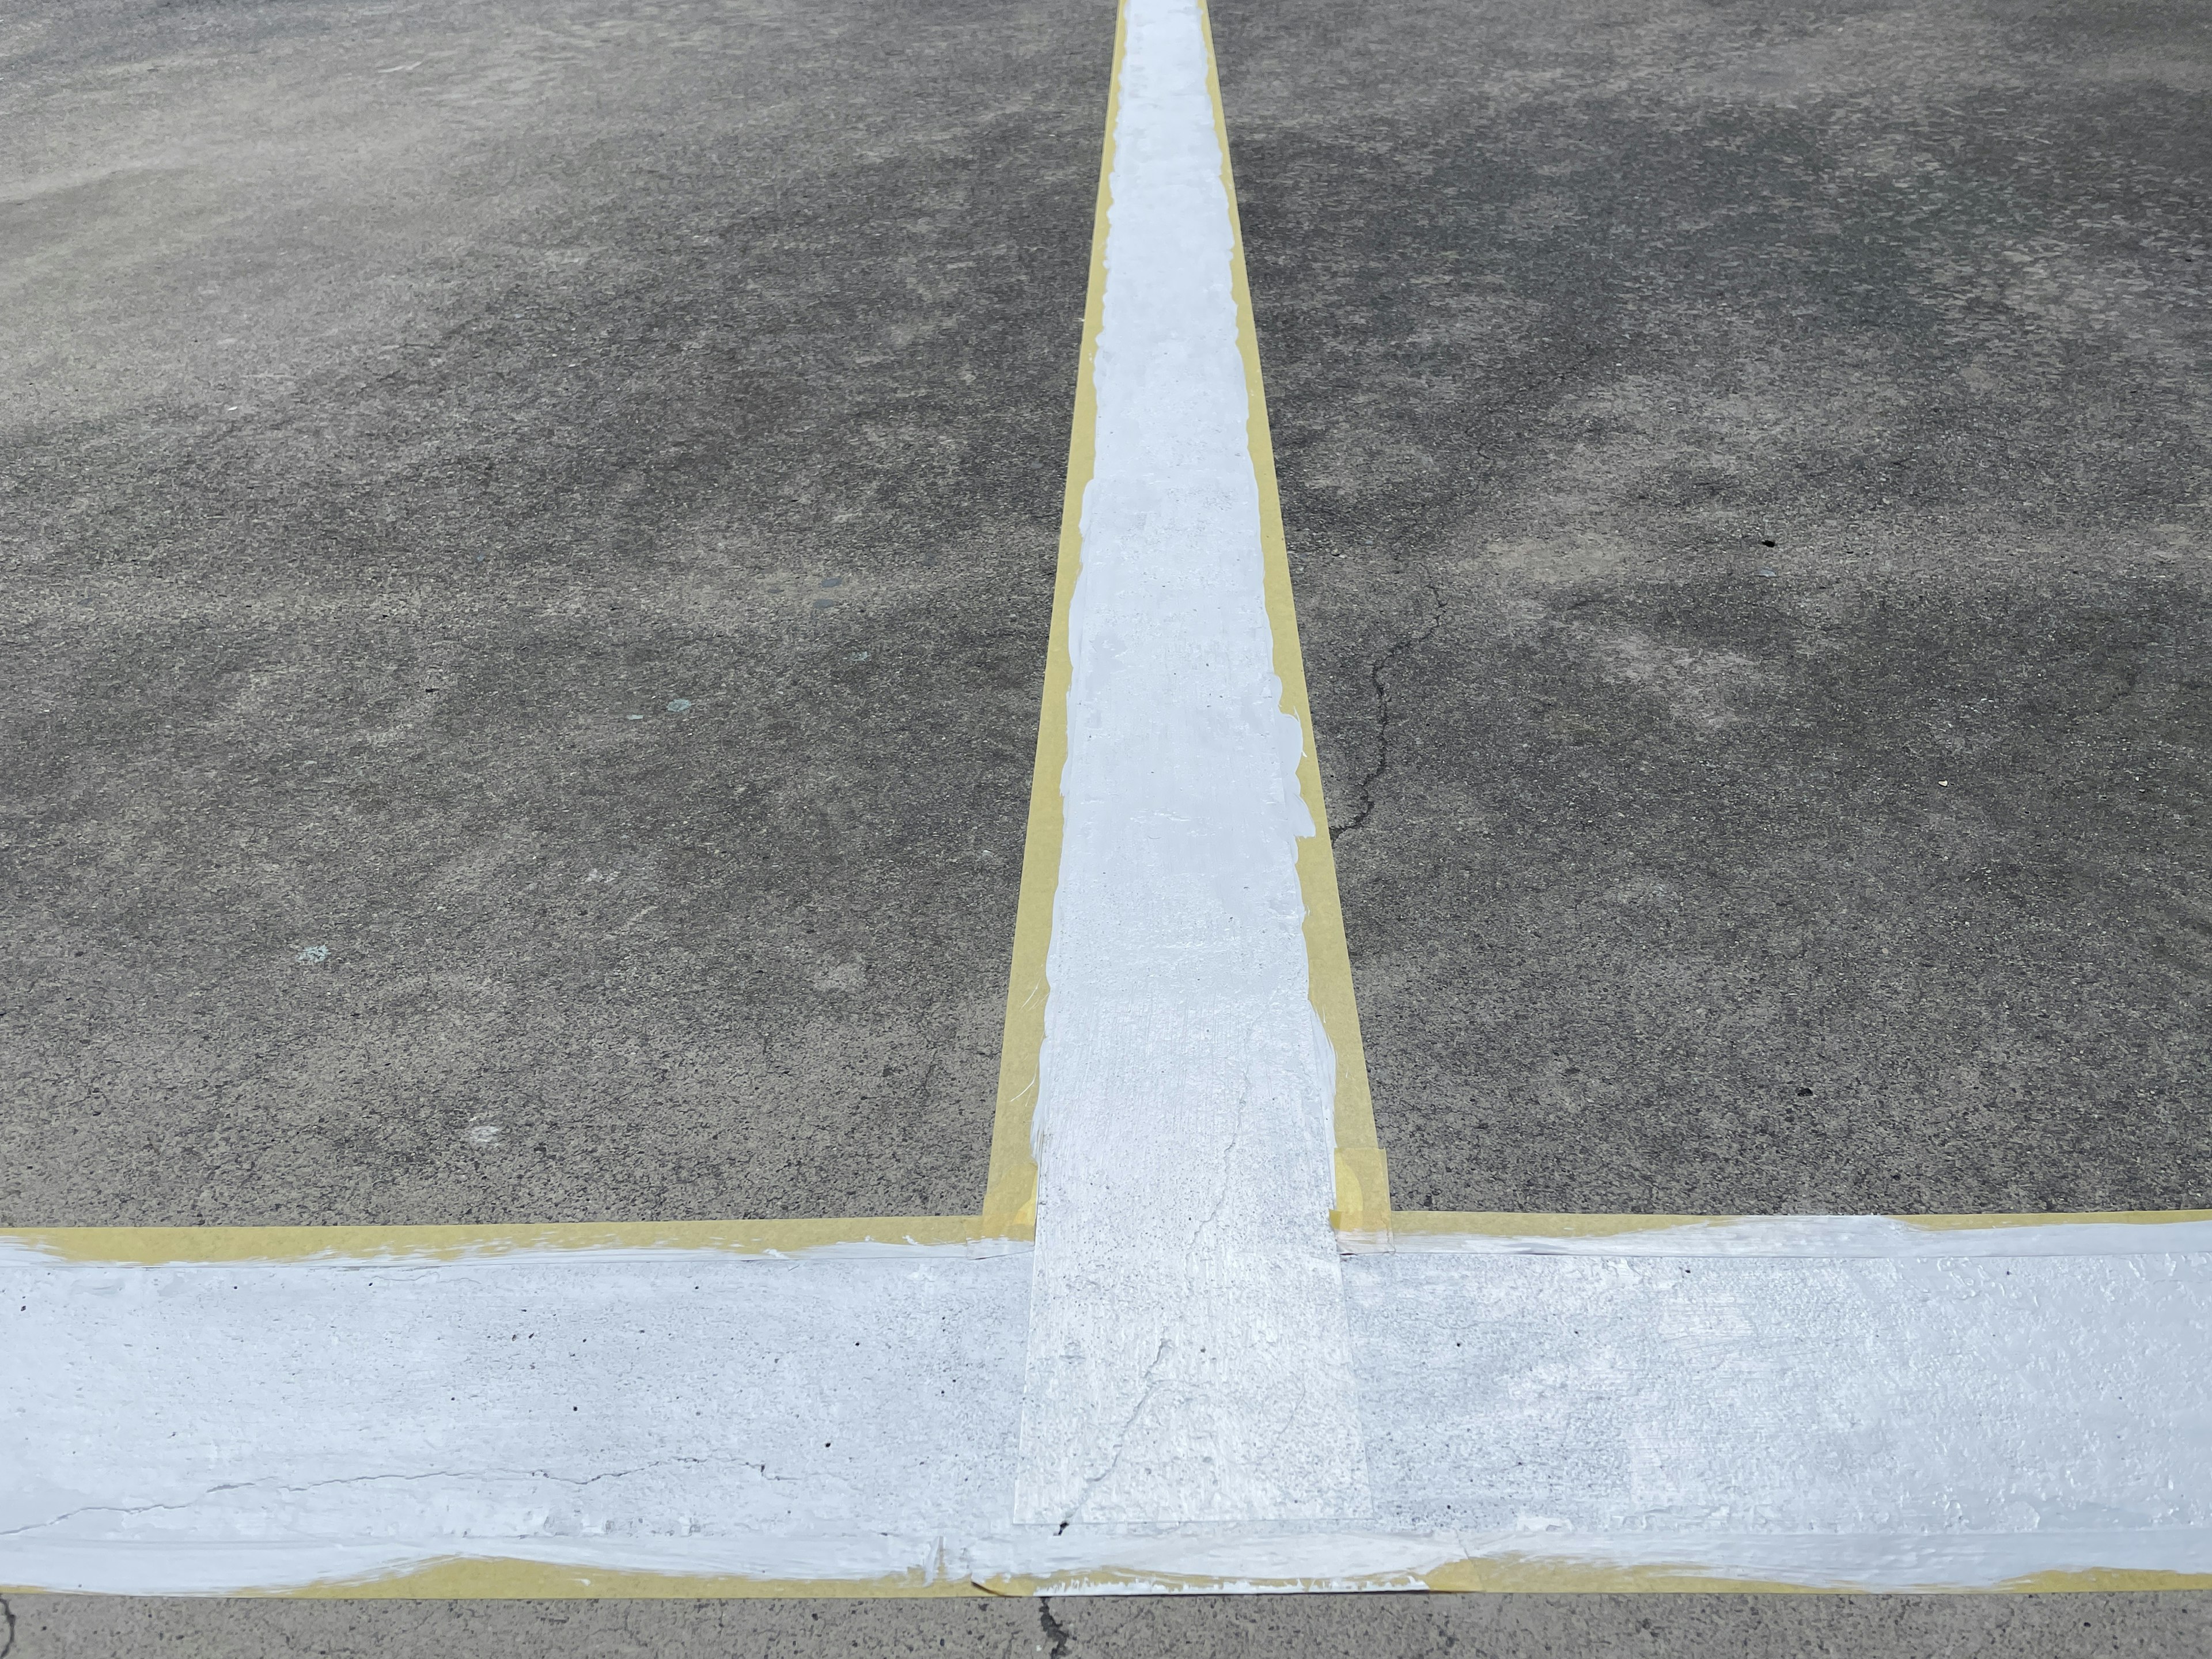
[[4, 0, 2211, 1600]]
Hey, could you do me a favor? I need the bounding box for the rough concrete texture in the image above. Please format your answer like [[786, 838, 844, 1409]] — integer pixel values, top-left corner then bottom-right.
[[6, 1, 2210, 1650], [2, 0, 1111, 1224], [8, 0, 2204, 1224], [1222, 0, 2212, 1214], [7, 1592, 2212, 1658]]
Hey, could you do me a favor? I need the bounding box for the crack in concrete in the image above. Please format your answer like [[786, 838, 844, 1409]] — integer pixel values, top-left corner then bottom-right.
[[913, 1044, 945, 1120], [1059, 1335, 1175, 1531], [0, 1592, 13, 1659], [1038, 1597, 1075, 1658], [1334, 579, 1445, 843], [0, 1455, 784, 1541], [1191, 1076, 1252, 1254]]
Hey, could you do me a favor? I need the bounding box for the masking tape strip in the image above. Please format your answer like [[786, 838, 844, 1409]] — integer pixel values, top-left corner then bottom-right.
[[1193, 0, 1391, 1238], [1386, 1207, 2212, 1254], [976, 0, 1130, 1241], [0, 1214, 1009, 1268], [16, 1206, 2207, 1267]]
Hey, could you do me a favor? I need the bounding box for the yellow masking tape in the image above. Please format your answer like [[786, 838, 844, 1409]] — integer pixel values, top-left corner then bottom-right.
[[1422, 1556, 2212, 1595], [1388, 1208, 2212, 1244], [1194, 0, 1392, 1237], [1, 1213, 1006, 1268], [978, 0, 1130, 1241]]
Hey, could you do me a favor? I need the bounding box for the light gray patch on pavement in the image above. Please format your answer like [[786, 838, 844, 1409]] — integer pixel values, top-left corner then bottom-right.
[[1220, 0, 2212, 1214], [0, 0, 1114, 1225]]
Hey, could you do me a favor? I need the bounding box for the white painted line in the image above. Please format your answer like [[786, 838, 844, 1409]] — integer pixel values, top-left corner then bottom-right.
[[5, 0, 2211, 1598], [9, 1222, 2212, 1593], [1014, 0, 1368, 1529], [1, 1243, 1029, 1593], [1349, 1247, 2212, 1586]]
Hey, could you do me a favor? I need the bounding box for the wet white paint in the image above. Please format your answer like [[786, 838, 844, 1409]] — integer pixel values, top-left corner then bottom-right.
[[1349, 1248, 2212, 1573], [0, 1240, 1029, 1594], [7, 1224, 2212, 1593], [1012, 0, 1369, 1528]]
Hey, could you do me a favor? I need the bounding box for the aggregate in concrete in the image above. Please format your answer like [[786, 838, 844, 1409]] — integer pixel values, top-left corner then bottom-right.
[[1222, 0, 2212, 1215], [7, 1591, 2212, 1659], [1, 0, 1111, 1225]]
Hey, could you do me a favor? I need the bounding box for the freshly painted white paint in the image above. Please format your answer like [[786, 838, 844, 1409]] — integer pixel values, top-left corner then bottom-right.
[[0, 1240, 1029, 1594], [9, 1222, 2212, 1593], [1013, 0, 1369, 1529], [1349, 1246, 2212, 1585]]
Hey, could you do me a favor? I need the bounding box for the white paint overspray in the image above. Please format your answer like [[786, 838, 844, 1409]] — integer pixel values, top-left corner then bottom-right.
[[1393, 1213, 2212, 1258], [1012, 0, 1371, 1528]]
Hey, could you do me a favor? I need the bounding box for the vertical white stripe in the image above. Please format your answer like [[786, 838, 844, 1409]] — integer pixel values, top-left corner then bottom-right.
[[1012, 0, 1372, 1528]]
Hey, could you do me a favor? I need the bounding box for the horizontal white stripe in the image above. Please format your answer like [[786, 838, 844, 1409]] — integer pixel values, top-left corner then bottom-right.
[[8, 1229, 2212, 1592], [1, 1242, 1027, 1591], [1350, 1250, 2212, 1549]]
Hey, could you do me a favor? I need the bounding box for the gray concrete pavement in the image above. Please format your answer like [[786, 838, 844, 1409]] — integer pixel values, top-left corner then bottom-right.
[[3, 0, 1108, 1225], [8, 0, 2205, 1225], [9, 1590, 2212, 1657], [1226, 0, 2212, 1214]]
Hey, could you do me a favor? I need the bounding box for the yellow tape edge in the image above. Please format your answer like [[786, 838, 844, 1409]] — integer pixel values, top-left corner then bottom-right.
[[975, 0, 1131, 1241], [16, 1205, 2207, 1267], [13, 1554, 2203, 1600], [1195, 0, 1391, 1240], [0, 1214, 1014, 1268], [1388, 1208, 2212, 1243], [1418, 1556, 2212, 1596]]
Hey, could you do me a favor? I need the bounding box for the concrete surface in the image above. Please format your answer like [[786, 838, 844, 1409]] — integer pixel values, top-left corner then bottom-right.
[[2, 0, 1109, 1225], [6, 0, 2211, 1650], [7, 1591, 2212, 1658], [1224, 0, 2212, 1215], [7, 0, 2205, 1223]]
